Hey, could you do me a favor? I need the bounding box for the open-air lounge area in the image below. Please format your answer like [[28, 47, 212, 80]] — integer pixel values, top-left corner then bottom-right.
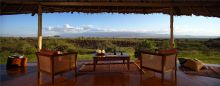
[[1, 0, 220, 86]]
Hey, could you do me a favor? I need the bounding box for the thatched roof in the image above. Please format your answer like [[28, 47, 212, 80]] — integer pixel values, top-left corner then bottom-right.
[[1, 0, 220, 18]]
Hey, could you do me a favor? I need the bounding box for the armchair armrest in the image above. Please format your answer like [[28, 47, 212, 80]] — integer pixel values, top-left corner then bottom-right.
[[53, 52, 78, 57], [141, 49, 177, 56]]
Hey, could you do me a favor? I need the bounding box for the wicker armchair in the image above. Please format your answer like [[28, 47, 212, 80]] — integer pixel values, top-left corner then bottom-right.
[[36, 50, 77, 85], [140, 49, 177, 81]]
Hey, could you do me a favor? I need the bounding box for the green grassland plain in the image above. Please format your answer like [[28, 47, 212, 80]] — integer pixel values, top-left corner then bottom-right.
[[0, 37, 220, 64]]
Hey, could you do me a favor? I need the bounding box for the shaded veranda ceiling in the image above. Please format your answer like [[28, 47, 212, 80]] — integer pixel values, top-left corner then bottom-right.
[[0, 0, 220, 18]]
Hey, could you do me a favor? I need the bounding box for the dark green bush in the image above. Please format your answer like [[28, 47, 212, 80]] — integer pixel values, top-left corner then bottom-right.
[[158, 40, 170, 49], [42, 39, 76, 52], [18, 43, 37, 54], [134, 40, 157, 58], [0, 51, 10, 64]]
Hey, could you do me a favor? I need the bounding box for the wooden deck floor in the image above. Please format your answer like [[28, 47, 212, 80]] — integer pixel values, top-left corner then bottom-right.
[[0, 61, 220, 86]]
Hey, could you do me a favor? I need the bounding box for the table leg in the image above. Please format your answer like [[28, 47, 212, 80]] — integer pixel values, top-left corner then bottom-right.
[[127, 59, 130, 70], [123, 60, 125, 64], [93, 59, 96, 71]]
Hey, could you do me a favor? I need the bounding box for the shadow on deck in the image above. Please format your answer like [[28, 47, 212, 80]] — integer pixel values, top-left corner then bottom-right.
[[0, 60, 220, 86]]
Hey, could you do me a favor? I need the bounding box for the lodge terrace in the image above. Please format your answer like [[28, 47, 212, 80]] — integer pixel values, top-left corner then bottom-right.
[[0, 0, 220, 86]]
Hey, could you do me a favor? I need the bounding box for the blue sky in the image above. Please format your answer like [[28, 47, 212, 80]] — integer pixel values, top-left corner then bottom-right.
[[0, 12, 220, 37]]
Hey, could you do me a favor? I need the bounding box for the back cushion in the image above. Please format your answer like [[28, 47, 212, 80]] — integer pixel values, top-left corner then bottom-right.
[[159, 49, 177, 54], [40, 49, 58, 56], [11, 58, 22, 66], [183, 59, 204, 71]]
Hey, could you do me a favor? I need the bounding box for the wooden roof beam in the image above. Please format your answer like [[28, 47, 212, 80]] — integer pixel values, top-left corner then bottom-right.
[[31, 11, 36, 16], [0, 4, 7, 12], [31, 6, 39, 16], [1, 1, 219, 7], [173, 7, 181, 15], [189, 6, 194, 15], [17, 5, 24, 13], [203, 6, 212, 17]]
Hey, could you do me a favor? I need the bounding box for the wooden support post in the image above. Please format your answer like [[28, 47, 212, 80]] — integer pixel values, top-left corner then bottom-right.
[[37, 5, 43, 85], [37, 5, 42, 51], [170, 14, 174, 48]]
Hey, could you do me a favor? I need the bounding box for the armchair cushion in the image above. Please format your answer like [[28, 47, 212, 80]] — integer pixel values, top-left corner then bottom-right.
[[40, 49, 58, 55], [183, 59, 204, 72], [159, 48, 177, 54], [10, 58, 22, 66]]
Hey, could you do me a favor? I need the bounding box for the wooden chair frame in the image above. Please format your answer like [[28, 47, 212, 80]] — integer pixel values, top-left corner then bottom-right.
[[140, 50, 177, 82], [36, 52, 78, 85]]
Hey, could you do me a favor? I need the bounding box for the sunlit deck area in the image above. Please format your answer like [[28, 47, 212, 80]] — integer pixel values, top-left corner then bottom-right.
[[1, 61, 219, 86]]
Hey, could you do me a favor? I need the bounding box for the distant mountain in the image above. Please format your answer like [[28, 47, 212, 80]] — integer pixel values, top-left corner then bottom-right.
[[60, 32, 219, 38]]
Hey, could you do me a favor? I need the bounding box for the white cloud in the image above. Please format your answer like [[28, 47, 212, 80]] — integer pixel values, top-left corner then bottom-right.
[[44, 24, 110, 35], [44, 24, 85, 36], [64, 24, 72, 28], [44, 24, 220, 37], [46, 26, 53, 31], [174, 25, 220, 36], [82, 25, 94, 30]]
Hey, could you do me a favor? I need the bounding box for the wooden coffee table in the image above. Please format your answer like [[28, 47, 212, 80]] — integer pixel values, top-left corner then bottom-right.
[[93, 53, 130, 71]]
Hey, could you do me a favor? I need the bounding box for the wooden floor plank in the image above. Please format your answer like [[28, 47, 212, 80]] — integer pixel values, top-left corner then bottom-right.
[[0, 62, 220, 86]]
